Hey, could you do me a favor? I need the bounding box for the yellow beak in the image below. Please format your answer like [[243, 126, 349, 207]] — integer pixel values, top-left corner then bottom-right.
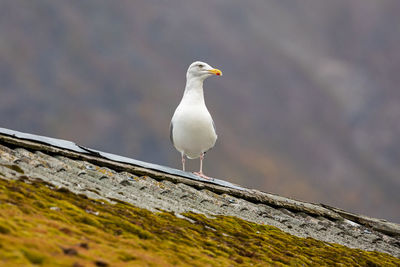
[[208, 68, 222, 76]]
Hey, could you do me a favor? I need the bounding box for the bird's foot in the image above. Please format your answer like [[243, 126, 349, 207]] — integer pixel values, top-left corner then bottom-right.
[[193, 172, 214, 181]]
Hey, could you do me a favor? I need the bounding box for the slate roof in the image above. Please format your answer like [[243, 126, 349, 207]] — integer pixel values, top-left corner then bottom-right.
[[0, 127, 399, 258]]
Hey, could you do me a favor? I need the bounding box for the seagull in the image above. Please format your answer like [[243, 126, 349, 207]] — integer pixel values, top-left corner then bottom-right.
[[170, 61, 222, 179]]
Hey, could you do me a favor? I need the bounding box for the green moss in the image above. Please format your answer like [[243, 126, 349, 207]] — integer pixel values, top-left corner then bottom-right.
[[21, 249, 45, 264], [0, 178, 398, 267], [1, 164, 24, 174], [118, 252, 137, 262], [0, 224, 11, 234], [76, 215, 101, 227]]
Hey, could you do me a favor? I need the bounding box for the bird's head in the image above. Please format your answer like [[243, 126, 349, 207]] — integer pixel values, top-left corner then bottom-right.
[[186, 61, 222, 81]]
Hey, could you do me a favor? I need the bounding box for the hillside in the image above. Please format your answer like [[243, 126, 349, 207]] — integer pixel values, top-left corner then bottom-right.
[[0, 1, 399, 222]]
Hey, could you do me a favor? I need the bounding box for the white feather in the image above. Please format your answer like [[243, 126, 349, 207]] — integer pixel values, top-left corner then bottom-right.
[[170, 61, 219, 159]]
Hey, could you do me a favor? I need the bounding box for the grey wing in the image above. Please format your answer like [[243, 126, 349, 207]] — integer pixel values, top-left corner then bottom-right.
[[212, 119, 217, 136], [169, 121, 174, 145], [204, 119, 218, 155]]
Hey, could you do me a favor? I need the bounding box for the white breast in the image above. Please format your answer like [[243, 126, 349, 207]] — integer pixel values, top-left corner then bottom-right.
[[171, 102, 217, 159]]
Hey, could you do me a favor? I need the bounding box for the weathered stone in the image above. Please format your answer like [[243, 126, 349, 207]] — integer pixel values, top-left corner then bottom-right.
[[0, 133, 399, 257]]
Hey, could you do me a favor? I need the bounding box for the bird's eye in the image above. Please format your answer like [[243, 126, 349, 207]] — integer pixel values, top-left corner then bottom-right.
[[198, 64, 204, 68]]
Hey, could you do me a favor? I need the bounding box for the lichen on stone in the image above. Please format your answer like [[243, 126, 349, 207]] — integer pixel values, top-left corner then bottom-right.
[[0, 177, 398, 266]]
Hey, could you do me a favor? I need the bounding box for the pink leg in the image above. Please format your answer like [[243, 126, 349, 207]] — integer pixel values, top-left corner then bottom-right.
[[193, 153, 213, 180], [199, 153, 204, 173], [181, 153, 186, 171]]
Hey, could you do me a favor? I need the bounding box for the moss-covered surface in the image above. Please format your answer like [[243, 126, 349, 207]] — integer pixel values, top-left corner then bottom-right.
[[0, 178, 398, 266]]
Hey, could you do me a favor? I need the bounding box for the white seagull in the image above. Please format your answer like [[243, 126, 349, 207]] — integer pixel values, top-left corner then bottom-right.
[[170, 61, 222, 179]]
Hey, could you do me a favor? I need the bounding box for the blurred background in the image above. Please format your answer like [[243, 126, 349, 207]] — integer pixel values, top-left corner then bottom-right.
[[0, 0, 399, 222]]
